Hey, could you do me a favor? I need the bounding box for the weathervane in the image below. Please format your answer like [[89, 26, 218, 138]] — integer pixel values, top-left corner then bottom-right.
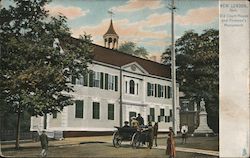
[[108, 9, 114, 19]]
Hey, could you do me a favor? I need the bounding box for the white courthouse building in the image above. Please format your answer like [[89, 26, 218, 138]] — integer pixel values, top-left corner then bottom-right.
[[30, 20, 180, 137]]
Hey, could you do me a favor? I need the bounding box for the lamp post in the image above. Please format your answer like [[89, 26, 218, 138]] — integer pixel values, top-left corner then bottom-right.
[[170, 0, 177, 134]]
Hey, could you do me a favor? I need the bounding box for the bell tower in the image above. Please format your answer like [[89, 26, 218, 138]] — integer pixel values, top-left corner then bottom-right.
[[103, 11, 119, 49]]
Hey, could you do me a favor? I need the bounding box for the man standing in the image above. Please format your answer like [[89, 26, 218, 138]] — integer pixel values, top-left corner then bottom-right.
[[136, 113, 144, 126], [153, 122, 158, 146], [40, 130, 48, 157], [181, 124, 188, 144]]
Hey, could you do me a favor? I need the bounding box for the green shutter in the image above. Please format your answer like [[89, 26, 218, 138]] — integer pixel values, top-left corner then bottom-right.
[[89, 71, 93, 87], [115, 76, 118, 91], [158, 84, 161, 97], [154, 84, 157, 97], [168, 86, 171, 98], [147, 83, 150, 96], [164, 86, 167, 98], [105, 73, 108, 90], [100, 72, 104, 89]]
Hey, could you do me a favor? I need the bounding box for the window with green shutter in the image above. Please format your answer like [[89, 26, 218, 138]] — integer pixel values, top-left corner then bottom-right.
[[52, 111, 57, 119], [83, 74, 88, 86], [75, 100, 84, 118], [71, 76, 76, 85], [150, 108, 155, 122], [108, 104, 114, 120], [160, 108, 165, 122], [93, 102, 100, 119]]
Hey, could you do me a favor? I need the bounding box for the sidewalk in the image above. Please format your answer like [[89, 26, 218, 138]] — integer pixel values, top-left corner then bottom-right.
[[1, 135, 219, 156]]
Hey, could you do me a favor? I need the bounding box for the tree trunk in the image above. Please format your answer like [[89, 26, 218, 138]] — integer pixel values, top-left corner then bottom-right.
[[15, 110, 21, 150]]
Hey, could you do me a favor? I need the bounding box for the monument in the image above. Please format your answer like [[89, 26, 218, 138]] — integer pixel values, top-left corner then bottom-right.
[[194, 98, 213, 134]]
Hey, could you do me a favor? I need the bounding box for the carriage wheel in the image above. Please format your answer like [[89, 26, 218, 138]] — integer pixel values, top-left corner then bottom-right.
[[112, 131, 122, 148], [131, 132, 140, 149]]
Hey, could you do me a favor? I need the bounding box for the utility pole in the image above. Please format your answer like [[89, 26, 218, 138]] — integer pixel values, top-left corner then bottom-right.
[[170, 0, 177, 134]]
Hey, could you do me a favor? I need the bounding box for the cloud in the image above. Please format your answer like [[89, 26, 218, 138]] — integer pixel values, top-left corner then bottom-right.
[[45, 5, 89, 20], [71, 18, 170, 42], [112, 0, 163, 12], [176, 7, 219, 25], [138, 7, 218, 28]]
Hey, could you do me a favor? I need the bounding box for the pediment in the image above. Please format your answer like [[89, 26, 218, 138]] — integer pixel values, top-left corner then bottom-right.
[[122, 62, 149, 75]]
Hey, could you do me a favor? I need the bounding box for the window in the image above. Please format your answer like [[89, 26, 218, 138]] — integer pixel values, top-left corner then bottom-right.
[[83, 74, 88, 86], [75, 100, 84, 118], [108, 75, 115, 90], [108, 104, 114, 120], [71, 76, 76, 85], [159, 108, 165, 122], [93, 102, 100, 119], [129, 80, 135, 94], [93, 71, 101, 88], [149, 108, 155, 122], [157, 85, 164, 98], [76, 76, 84, 85], [52, 111, 57, 119]]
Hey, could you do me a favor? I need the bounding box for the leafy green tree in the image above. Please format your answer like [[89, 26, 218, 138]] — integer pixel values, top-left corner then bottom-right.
[[118, 41, 149, 59], [0, 0, 92, 148], [161, 29, 219, 132]]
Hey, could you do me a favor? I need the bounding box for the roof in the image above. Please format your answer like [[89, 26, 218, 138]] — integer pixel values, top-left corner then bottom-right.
[[62, 37, 171, 79], [92, 44, 171, 79], [103, 20, 118, 36]]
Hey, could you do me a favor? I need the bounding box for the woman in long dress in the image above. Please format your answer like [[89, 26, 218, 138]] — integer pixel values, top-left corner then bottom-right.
[[166, 127, 176, 158]]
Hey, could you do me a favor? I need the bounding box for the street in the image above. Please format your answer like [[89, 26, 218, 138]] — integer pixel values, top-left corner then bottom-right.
[[2, 136, 218, 158]]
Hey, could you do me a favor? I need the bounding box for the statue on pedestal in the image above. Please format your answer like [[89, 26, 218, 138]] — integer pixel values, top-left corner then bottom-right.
[[194, 98, 213, 134], [200, 98, 206, 112]]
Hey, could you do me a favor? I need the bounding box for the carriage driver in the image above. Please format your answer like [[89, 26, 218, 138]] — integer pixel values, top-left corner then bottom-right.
[[123, 121, 130, 128]]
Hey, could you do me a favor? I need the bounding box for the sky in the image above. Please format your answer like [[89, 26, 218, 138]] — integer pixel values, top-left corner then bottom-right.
[[2, 0, 219, 62]]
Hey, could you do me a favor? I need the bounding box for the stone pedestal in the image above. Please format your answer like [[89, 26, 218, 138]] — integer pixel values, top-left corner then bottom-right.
[[194, 111, 213, 134]]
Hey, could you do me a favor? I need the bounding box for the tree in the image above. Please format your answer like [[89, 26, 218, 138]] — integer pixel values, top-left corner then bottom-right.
[[0, 0, 92, 149], [161, 29, 219, 132], [118, 41, 149, 59]]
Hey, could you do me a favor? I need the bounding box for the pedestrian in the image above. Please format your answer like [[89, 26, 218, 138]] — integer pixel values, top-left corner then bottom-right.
[[39, 130, 48, 157], [153, 122, 158, 146], [181, 124, 188, 144], [136, 113, 144, 126], [147, 122, 154, 149], [166, 127, 176, 158]]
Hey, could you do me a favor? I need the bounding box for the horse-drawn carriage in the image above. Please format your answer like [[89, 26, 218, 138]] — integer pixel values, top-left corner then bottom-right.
[[112, 126, 153, 149]]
